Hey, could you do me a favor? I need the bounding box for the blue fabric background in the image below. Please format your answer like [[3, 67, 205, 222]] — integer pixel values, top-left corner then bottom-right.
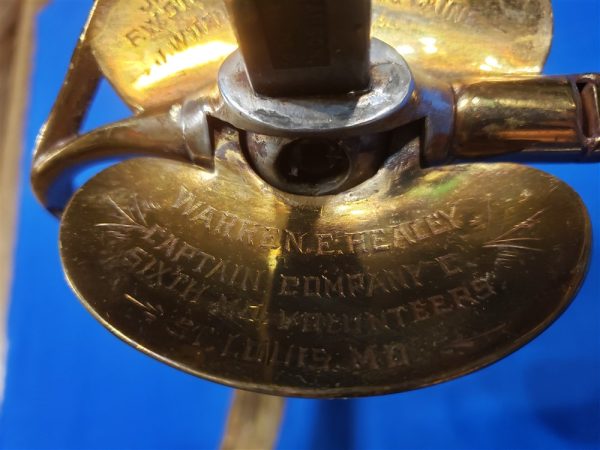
[[0, 1, 599, 449]]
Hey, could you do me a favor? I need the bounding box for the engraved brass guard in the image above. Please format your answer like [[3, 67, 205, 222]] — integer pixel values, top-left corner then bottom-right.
[[59, 136, 590, 397], [88, 0, 553, 110], [31, 0, 598, 400]]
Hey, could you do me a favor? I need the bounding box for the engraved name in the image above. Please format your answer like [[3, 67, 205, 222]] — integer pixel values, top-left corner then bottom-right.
[[174, 186, 462, 256]]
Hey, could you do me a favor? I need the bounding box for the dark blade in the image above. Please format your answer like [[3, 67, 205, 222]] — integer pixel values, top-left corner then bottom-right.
[[224, 0, 372, 97]]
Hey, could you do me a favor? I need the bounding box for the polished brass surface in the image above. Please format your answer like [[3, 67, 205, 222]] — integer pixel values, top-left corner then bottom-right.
[[454, 77, 581, 158], [34, 13, 101, 166], [372, 0, 553, 81], [89, 0, 236, 110], [59, 136, 590, 398], [30, 0, 600, 404], [88, 0, 553, 110], [32, 58, 600, 216], [453, 75, 600, 160], [32, 109, 193, 215]]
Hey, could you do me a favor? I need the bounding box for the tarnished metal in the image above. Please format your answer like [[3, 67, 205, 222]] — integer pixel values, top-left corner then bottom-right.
[[87, 0, 553, 110], [31, 0, 599, 402], [32, 58, 600, 210], [217, 38, 414, 137], [59, 137, 590, 397], [244, 131, 392, 196]]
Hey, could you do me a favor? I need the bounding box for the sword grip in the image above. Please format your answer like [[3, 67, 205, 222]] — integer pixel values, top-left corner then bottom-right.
[[224, 0, 372, 97]]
